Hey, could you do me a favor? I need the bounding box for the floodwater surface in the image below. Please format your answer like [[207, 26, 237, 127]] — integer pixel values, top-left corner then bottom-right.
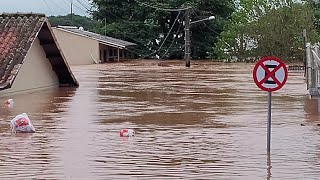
[[0, 60, 319, 180]]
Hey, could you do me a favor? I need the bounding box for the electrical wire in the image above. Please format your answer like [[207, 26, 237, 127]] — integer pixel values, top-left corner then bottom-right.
[[56, 0, 70, 8], [141, 11, 182, 58], [70, 0, 89, 14], [159, 16, 184, 59], [73, 1, 188, 58], [75, 0, 91, 10], [46, 0, 70, 14], [54, 0, 89, 15], [133, 0, 188, 12], [90, 1, 184, 40], [191, 7, 219, 35], [102, 12, 185, 58], [42, 0, 54, 15], [97, 11, 162, 39]]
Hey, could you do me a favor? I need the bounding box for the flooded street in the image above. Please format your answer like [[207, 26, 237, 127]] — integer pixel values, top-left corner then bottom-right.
[[0, 60, 319, 179]]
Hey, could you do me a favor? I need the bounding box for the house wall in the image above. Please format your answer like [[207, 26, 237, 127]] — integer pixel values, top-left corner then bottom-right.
[[1, 38, 59, 95], [53, 28, 100, 65]]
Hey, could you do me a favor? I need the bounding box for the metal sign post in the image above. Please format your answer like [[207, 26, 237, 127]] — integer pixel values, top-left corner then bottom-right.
[[267, 91, 271, 153], [253, 56, 288, 153]]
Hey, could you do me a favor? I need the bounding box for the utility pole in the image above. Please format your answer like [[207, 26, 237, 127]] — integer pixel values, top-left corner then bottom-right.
[[184, 7, 191, 68], [104, 18, 107, 36], [71, 0, 73, 26], [183, 6, 214, 68], [303, 29, 307, 77]]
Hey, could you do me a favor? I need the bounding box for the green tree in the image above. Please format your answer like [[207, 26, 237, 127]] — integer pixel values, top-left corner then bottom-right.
[[48, 14, 99, 31], [251, 3, 318, 62], [215, 0, 319, 62], [213, 0, 270, 61], [311, 0, 320, 32], [90, 0, 234, 59]]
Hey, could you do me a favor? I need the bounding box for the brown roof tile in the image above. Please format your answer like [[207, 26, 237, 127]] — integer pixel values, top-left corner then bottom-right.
[[0, 13, 78, 90]]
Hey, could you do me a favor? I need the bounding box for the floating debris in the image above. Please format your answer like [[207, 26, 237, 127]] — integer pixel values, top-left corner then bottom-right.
[[120, 129, 135, 137], [10, 113, 35, 133]]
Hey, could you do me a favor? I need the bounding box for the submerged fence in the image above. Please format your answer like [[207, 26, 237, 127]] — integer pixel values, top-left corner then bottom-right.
[[306, 43, 320, 96], [287, 65, 305, 73]]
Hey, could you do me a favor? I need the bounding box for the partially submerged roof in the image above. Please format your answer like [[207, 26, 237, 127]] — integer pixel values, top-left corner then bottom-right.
[[55, 26, 137, 49], [0, 13, 78, 90]]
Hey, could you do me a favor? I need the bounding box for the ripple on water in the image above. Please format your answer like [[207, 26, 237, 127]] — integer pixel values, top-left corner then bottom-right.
[[0, 61, 318, 179]]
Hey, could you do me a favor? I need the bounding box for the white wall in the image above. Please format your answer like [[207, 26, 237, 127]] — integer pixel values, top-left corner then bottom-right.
[[1, 38, 59, 95], [53, 28, 100, 65]]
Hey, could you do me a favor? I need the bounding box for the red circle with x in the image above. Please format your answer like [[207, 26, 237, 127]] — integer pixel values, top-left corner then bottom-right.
[[253, 56, 288, 92]]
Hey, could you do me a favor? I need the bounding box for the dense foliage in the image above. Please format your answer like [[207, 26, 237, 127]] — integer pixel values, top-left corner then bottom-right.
[[214, 0, 319, 62], [48, 0, 320, 62], [48, 14, 99, 31], [90, 0, 234, 59]]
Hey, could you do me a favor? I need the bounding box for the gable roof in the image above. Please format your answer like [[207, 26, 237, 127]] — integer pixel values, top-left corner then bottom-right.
[[0, 13, 79, 90], [54, 26, 137, 49]]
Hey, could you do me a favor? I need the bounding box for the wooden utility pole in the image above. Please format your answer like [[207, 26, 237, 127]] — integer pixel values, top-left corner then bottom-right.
[[184, 7, 191, 68], [104, 18, 107, 36]]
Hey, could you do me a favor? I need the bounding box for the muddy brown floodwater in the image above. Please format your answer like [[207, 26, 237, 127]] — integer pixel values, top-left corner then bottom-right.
[[0, 60, 319, 180]]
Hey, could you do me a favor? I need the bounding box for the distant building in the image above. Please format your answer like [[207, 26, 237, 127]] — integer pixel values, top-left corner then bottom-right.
[[53, 26, 137, 66], [0, 13, 78, 96]]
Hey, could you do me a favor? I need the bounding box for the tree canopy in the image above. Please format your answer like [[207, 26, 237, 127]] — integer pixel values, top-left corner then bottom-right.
[[214, 0, 319, 62], [90, 0, 234, 59], [48, 14, 99, 31], [48, 1, 320, 63]]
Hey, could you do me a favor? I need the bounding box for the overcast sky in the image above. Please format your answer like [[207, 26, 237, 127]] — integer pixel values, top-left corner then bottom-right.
[[0, 0, 92, 16]]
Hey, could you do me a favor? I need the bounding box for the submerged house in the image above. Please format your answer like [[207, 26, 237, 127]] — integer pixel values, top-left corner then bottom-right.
[[53, 26, 137, 65], [0, 13, 78, 95]]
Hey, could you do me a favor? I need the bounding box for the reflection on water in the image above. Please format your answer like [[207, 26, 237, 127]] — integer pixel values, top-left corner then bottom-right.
[[0, 60, 319, 179], [304, 97, 320, 122], [267, 153, 272, 180]]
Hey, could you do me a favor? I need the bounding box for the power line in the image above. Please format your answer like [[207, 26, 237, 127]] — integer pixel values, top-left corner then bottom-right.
[[98, 11, 162, 38], [53, 0, 89, 15], [68, 0, 89, 14], [42, 0, 54, 15], [127, 13, 185, 59], [87, 1, 189, 58], [78, 0, 91, 7], [75, 0, 91, 10], [160, 16, 184, 59], [133, 0, 188, 12], [46, 0, 70, 14], [142, 11, 182, 58], [56, 0, 70, 8], [191, 7, 219, 35]]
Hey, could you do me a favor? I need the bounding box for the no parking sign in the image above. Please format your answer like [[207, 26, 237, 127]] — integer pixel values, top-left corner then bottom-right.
[[253, 56, 288, 92], [253, 56, 288, 154]]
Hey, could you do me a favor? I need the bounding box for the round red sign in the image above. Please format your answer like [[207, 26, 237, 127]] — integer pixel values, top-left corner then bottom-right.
[[253, 56, 288, 92]]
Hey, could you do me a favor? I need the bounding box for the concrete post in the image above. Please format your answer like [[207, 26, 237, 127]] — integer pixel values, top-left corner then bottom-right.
[[185, 7, 191, 68]]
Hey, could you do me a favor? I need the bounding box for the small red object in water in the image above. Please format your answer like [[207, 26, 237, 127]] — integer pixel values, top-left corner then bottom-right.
[[120, 129, 135, 137], [5, 99, 13, 104], [15, 117, 29, 127]]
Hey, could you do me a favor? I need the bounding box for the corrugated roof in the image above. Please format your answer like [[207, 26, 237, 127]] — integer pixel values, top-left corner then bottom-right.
[[55, 26, 137, 49], [0, 13, 78, 90]]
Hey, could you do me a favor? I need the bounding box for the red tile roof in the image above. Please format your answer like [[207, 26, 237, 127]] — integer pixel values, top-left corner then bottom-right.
[[0, 13, 78, 90]]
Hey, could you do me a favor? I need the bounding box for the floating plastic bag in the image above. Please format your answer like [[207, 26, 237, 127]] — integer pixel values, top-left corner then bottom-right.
[[10, 113, 35, 133], [120, 129, 135, 137]]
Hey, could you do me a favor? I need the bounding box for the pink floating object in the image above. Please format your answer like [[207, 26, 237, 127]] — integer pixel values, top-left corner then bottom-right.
[[5, 99, 13, 105], [120, 129, 135, 137]]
